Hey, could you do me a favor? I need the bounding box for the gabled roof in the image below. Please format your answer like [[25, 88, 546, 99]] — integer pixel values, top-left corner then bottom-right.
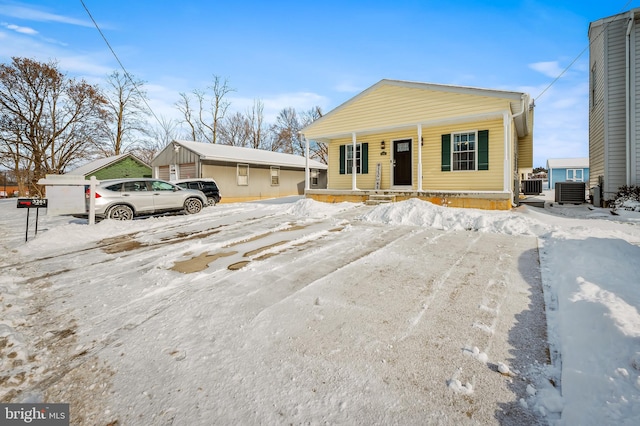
[[589, 8, 640, 36], [171, 140, 328, 169], [546, 158, 589, 169], [302, 79, 532, 141], [67, 153, 150, 176]]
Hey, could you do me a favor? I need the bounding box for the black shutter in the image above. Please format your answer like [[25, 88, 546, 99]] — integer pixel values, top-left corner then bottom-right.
[[339, 145, 345, 174], [478, 130, 489, 170], [362, 143, 368, 174], [441, 134, 451, 172]]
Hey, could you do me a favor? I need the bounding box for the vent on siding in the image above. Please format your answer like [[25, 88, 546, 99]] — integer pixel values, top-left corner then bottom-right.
[[555, 182, 586, 204]]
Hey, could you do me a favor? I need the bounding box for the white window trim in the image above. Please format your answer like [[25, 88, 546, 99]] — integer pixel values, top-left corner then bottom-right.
[[566, 168, 584, 182], [451, 130, 478, 172], [237, 164, 249, 186], [345, 143, 362, 175], [270, 166, 280, 186]]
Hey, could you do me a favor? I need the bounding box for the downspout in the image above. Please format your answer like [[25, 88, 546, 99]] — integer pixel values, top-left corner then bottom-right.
[[352, 132, 359, 190], [626, 15, 634, 186], [508, 94, 528, 206], [301, 132, 310, 191], [503, 111, 511, 196], [417, 124, 423, 191]]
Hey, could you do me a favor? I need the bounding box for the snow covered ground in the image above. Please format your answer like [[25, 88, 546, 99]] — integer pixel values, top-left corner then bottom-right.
[[1, 192, 639, 425]]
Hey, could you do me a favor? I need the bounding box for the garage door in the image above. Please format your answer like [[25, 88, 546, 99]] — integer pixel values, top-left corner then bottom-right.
[[180, 163, 196, 179], [158, 165, 170, 180]]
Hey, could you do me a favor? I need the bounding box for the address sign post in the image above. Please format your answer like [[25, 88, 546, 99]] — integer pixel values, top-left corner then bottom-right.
[[17, 198, 48, 242]]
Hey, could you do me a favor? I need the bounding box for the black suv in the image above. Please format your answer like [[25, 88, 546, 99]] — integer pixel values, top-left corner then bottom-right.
[[173, 178, 221, 206]]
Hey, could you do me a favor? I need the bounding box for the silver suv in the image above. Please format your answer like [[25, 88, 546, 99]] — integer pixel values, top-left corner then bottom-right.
[[87, 178, 207, 220]]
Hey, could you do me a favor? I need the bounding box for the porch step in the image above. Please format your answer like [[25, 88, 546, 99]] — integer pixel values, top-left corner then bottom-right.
[[366, 194, 396, 205]]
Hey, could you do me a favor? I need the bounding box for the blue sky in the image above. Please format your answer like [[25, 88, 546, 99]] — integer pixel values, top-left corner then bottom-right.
[[0, 0, 636, 167]]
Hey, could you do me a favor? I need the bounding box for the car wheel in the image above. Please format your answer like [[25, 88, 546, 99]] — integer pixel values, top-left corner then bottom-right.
[[107, 204, 134, 220], [206, 197, 216, 207], [184, 198, 203, 214]]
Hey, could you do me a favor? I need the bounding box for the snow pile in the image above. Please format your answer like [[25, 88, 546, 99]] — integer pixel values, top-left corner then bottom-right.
[[284, 198, 359, 218], [614, 198, 640, 213], [359, 197, 542, 235]]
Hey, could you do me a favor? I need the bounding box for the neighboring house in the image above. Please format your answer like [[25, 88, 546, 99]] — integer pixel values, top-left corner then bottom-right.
[[546, 158, 590, 189], [66, 153, 152, 179], [301, 79, 534, 210], [589, 9, 640, 205], [151, 140, 328, 203]]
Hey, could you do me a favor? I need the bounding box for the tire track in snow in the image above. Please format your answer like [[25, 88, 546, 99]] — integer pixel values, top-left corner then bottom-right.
[[396, 230, 483, 342], [244, 224, 417, 326]]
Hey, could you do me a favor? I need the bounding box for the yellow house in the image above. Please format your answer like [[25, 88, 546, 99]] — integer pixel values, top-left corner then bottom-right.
[[301, 79, 534, 210]]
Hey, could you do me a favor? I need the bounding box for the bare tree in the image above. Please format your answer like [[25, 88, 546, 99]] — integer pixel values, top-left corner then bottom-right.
[[101, 70, 150, 156], [218, 111, 250, 147], [175, 92, 198, 141], [135, 115, 180, 164], [246, 99, 268, 149], [175, 75, 234, 143], [269, 105, 326, 162], [0, 57, 109, 196], [271, 107, 300, 154], [301, 106, 327, 164]]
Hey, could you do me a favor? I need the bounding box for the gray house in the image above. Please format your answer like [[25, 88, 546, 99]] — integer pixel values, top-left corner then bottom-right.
[[152, 140, 328, 203], [589, 9, 640, 205]]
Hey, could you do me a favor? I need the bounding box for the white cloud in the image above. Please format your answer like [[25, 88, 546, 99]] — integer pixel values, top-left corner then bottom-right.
[[529, 61, 565, 78], [1, 22, 38, 35], [0, 3, 91, 27], [530, 80, 590, 167], [228, 92, 330, 123], [333, 81, 365, 93]]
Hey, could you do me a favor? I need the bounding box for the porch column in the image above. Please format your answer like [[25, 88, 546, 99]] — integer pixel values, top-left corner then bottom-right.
[[352, 132, 359, 190], [417, 124, 423, 191], [503, 111, 510, 192], [302, 133, 310, 191]]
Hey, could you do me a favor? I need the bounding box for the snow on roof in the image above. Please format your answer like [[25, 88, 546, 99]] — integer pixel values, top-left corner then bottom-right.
[[546, 158, 589, 169], [173, 140, 328, 169], [67, 153, 148, 176]]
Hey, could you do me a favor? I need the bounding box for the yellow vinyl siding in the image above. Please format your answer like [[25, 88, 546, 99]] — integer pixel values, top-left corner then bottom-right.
[[305, 85, 513, 139], [517, 109, 534, 169], [327, 119, 506, 191], [422, 119, 505, 191], [328, 129, 418, 190]]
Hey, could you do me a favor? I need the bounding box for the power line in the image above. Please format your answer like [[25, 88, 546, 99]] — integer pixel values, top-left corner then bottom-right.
[[536, 0, 635, 100], [79, 0, 163, 127]]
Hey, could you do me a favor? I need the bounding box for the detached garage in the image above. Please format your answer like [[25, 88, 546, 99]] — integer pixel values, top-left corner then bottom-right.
[[152, 140, 328, 203]]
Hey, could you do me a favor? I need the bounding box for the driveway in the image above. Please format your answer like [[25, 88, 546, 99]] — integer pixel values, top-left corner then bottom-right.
[[2, 201, 548, 425]]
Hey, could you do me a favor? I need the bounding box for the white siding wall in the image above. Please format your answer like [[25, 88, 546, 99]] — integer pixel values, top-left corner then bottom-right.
[[590, 22, 606, 191], [634, 17, 640, 185], [605, 18, 628, 199]]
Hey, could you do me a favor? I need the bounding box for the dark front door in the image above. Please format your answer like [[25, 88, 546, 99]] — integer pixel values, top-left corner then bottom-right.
[[393, 139, 412, 186]]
